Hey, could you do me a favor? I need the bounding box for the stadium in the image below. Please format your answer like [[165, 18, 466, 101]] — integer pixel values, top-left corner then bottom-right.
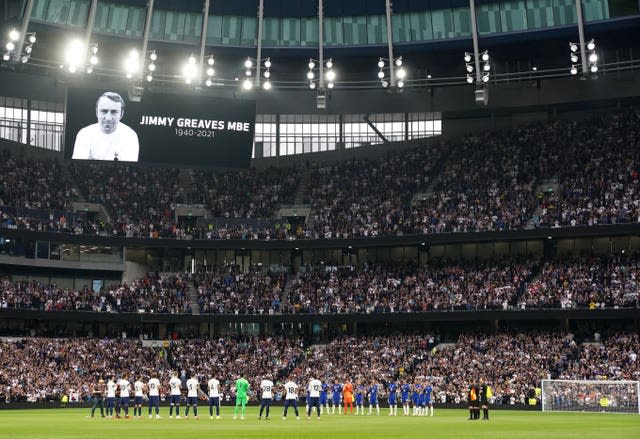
[[1, 0, 640, 437]]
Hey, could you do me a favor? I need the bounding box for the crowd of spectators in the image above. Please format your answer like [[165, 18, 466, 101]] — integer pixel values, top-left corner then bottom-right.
[[0, 273, 191, 314], [0, 331, 637, 403], [520, 255, 640, 309], [194, 265, 286, 314], [2, 111, 640, 240], [3, 254, 640, 314], [284, 262, 534, 314]]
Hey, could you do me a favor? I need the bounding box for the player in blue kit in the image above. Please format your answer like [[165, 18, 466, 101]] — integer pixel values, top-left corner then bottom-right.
[[331, 380, 342, 414], [401, 382, 411, 416], [424, 382, 434, 417], [387, 382, 398, 416], [320, 382, 329, 414], [355, 382, 365, 415], [368, 381, 380, 415], [412, 382, 422, 416]]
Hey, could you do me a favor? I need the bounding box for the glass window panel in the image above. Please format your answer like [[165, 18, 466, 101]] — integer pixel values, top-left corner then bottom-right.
[[526, 0, 555, 28], [452, 7, 472, 37], [410, 11, 434, 41], [431, 9, 454, 39], [241, 16, 257, 46], [263, 17, 280, 46], [93, 2, 109, 32], [300, 17, 319, 46], [583, 0, 610, 20], [367, 14, 387, 44], [500, 1, 528, 32], [553, 0, 578, 25], [221, 15, 241, 45], [164, 11, 186, 41], [106, 5, 130, 35], [150, 9, 167, 39], [31, 0, 50, 21], [477, 3, 502, 34], [123, 7, 145, 37], [207, 15, 223, 44], [392, 13, 412, 43], [183, 12, 202, 43], [45, 0, 71, 25], [66, 0, 89, 27], [324, 17, 344, 45], [281, 18, 301, 47]]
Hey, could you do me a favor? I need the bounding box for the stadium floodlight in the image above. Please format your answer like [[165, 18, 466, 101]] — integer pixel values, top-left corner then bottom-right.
[[21, 55, 28, 63], [89, 55, 98, 65], [124, 48, 140, 77], [590, 65, 598, 73], [146, 74, 153, 82], [396, 67, 406, 79], [589, 53, 598, 63], [327, 82, 334, 89], [378, 58, 384, 69], [466, 75, 474, 84], [5, 42, 15, 52], [483, 63, 491, 72], [309, 82, 316, 89], [25, 46, 32, 54], [91, 44, 98, 54], [150, 50, 157, 61], [8, 29, 19, 42], [207, 67, 214, 77], [244, 58, 253, 69], [65, 39, 86, 72], [264, 57, 271, 68], [263, 70, 270, 78], [570, 65, 578, 75], [86, 66, 93, 73], [205, 78, 212, 87], [397, 80, 404, 88], [326, 70, 336, 82], [2, 53, 10, 61], [466, 64, 474, 73], [242, 78, 253, 90], [182, 55, 199, 83], [464, 53, 472, 63], [570, 54, 579, 63], [325, 58, 333, 69], [586, 39, 596, 51], [569, 43, 578, 53], [263, 80, 271, 90], [28, 33, 36, 44], [381, 79, 389, 88], [377, 70, 385, 79], [307, 71, 315, 80], [207, 55, 214, 66], [308, 60, 315, 70], [149, 63, 156, 72], [482, 73, 490, 83], [245, 69, 252, 76], [394, 56, 402, 67], [481, 51, 489, 62]]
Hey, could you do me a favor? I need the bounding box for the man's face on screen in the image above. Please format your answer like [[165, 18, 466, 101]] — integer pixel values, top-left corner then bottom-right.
[[96, 97, 123, 134]]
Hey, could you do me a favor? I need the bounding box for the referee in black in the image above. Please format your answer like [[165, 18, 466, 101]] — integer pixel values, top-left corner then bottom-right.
[[468, 381, 480, 420], [479, 378, 490, 420]]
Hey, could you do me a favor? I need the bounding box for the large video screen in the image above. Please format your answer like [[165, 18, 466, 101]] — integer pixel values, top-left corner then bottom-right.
[[65, 88, 256, 167]]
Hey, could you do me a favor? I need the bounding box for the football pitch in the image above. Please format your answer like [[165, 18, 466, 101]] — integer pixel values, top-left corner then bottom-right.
[[2, 407, 639, 439]]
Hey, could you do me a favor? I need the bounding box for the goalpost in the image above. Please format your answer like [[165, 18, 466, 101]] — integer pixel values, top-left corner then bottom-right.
[[541, 379, 640, 414]]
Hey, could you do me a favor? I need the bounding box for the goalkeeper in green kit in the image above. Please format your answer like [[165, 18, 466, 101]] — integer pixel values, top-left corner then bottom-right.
[[234, 375, 250, 420]]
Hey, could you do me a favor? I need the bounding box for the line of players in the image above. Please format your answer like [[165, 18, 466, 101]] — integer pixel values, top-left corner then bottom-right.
[[88, 372, 436, 420]]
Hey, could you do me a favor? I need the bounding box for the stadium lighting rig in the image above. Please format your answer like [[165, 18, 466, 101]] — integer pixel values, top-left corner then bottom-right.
[[60, 40, 99, 73], [145, 50, 157, 82], [204, 54, 215, 87], [3, 29, 36, 64], [240, 56, 272, 91], [376, 56, 406, 89], [569, 39, 598, 76], [307, 57, 335, 90], [182, 54, 199, 84], [464, 50, 490, 85]]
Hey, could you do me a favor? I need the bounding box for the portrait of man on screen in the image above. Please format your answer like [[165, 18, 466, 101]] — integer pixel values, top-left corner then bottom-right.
[[72, 91, 139, 162]]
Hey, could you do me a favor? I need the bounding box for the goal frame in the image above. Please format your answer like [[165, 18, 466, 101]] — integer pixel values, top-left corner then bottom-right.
[[541, 379, 640, 414]]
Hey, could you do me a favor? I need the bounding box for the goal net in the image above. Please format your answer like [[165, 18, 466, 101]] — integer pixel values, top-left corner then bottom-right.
[[541, 379, 640, 414]]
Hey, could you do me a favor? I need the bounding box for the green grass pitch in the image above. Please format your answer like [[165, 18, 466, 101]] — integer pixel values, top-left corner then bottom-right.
[[2, 407, 639, 439]]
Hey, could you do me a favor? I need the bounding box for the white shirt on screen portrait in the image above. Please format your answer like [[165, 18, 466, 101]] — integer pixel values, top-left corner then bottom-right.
[[72, 123, 139, 162]]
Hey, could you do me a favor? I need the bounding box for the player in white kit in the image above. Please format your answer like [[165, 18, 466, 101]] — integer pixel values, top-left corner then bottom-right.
[[169, 372, 182, 418], [106, 376, 117, 418], [185, 373, 201, 419], [208, 376, 221, 419], [308, 377, 322, 419], [258, 376, 274, 420], [133, 376, 145, 418], [282, 377, 300, 420], [147, 373, 161, 418]]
